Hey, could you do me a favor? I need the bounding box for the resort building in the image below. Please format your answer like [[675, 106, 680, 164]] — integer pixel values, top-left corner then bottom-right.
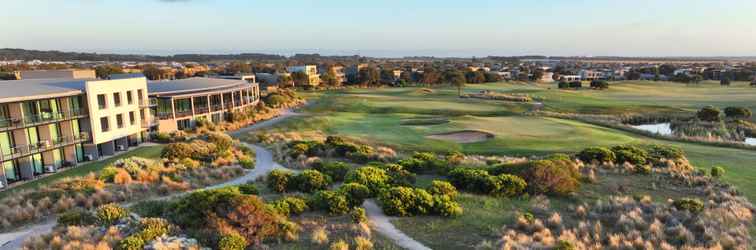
[[287, 65, 321, 86], [148, 77, 260, 133], [16, 69, 96, 80], [0, 76, 150, 187]]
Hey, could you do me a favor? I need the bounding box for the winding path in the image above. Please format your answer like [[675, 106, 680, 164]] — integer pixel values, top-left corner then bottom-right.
[[0, 108, 432, 250]]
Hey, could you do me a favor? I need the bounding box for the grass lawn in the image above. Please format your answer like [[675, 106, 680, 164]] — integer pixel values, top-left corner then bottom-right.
[[0, 145, 164, 200]]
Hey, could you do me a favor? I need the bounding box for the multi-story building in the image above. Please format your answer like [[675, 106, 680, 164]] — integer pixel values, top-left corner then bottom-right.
[[17, 69, 96, 80], [287, 65, 320, 86], [319, 65, 346, 85], [346, 64, 368, 83], [0, 76, 150, 187], [148, 77, 261, 133]]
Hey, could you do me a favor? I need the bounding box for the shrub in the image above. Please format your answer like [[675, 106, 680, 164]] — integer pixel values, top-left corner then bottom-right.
[[644, 144, 684, 161], [724, 107, 752, 119], [291, 170, 332, 193], [554, 240, 577, 250], [711, 166, 726, 178], [696, 106, 721, 122], [427, 180, 458, 198], [524, 159, 580, 196], [264, 94, 289, 108], [577, 147, 616, 164], [398, 152, 449, 174], [239, 156, 255, 169], [611, 145, 648, 165], [131, 200, 171, 218], [238, 182, 259, 195], [590, 80, 609, 90], [267, 169, 293, 193], [381, 164, 416, 186], [118, 236, 145, 250], [311, 190, 350, 215], [497, 174, 527, 197], [354, 236, 373, 250], [432, 194, 463, 217], [99, 166, 119, 182], [378, 186, 434, 216], [330, 240, 349, 250], [272, 196, 309, 216], [447, 168, 490, 193], [312, 161, 350, 182], [207, 132, 233, 153], [161, 142, 195, 160], [58, 208, 96, 226], [346, 145, 374, 162], [673, 198, 704, 213], [338, 183, 372, 207], [446, 151, 465, 165], [557, 81, 569, 89], [351, 207, 367, 223], [568, 81, 582, 88], [218, 233, 248, 250], [95, 203, 128, 225], [345, 167, 391, 193], [138, 217, 171, 241]]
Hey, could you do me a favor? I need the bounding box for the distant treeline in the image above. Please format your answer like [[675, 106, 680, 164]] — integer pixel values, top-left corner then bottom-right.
[[0, 48, 287, 62]]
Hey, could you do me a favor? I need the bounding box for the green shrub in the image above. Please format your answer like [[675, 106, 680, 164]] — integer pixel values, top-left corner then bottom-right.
[[325, 136, 360, 157], [346, 145, 375, 162], [446, 151, 465, 165], [99, 166, 119, 182], [644, 144, 684, 161], [577, 147, 616, 164], [569, 81, 582, 88], [208, 132, 233, 153], [168, 188, 243, 228], [267, 169, 293, 193], [611, 145, 648, 165], [96, 203, 128, 225], [673, 198, 704, 213], [118, 236, 145, 250], [239, 156, 255, 169], [311, 191, 350, 215], [590, 80, 609, 90], [432, 194, 463, 217], [264, 94, 289, 108], [557, 81, 569, 89], [711, 166, 726, 178], [338, 183, 372, 207], [636, 165, 652, 175], [378, 187, 434, 216], [291, 170, 332, 193], [58, 208, 96, 226], [497, 174, 527, 197], [381, 164, 416, 186], [397, 152, 449, 174], [137, 218, 171, 241], [312, 161, 351, 182], [524, 159, 580, 196], [351, 207, 367, 223], [696, 106, 721, 122], [345, 167, 391, 193], [273, 196, 310, 216], [724, 107, 752, 119], [554, 240, 577, 250], [130, 200, 171, 218], [238, 182, 259, 195], [427, 180, 458, 198], [218, 233, 248, 250], [154, 132, 171, 143]]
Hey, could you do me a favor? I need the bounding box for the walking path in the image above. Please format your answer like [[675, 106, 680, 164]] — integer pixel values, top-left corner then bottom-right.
[[0, 107, 431, 250], [363, 200, 432, 250]]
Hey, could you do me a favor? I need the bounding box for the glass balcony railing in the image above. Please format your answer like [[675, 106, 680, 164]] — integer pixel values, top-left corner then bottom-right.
[[156, 112, 174, 120], [0, 109, 87, 131], [175, 110, 193, 118], [0, 133, 90, 161]]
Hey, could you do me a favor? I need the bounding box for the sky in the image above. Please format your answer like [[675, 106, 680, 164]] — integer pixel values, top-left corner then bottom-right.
[[2, 0, 756, 58]]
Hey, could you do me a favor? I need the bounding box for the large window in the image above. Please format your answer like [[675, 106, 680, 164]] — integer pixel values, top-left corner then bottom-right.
[[222, 93, 232, 107], [69, 96, 83, 113], [176, 119, 191, 131], [39, 99, 59, 118], [52, 149, 63, 167], [0, 104, 10, 127], [193, 96, 208, 113], [23, 101, 39, 122], [31, 153, 43, 175], [156, 98, 173, 118], [97, 94, 107, 109], [210, 95, 222, 110], [75, 144, 85, 162], [126, 91, 133, 105], [0, 132, 14, 158], [116, 114, 124, 128], [26, 127, 39, 149], [113, 93, 122, 107], [233, 91, 242, 106], [129, 112, 136, 125], [3, 161, 18, 182], [100, 117, 110, 132], [49, 123, 61, 144], [174, 98, 192, 117]]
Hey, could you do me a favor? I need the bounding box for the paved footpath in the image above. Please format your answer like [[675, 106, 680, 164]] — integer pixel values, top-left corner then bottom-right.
[[363, 200, 433, 250]]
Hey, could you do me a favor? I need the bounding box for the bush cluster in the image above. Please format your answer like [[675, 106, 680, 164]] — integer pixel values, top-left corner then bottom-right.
[[397, 152, 450, 174], [266, 169, 332, 193], [589, 80, 609, 89], [611, 145, 648, 165], [312, 161, 351, 182], [577, 147, 616, 164], [344, 167, 391, 193], [724, 106, 752, 119], [447, 168, 527, 196], [271, 196, 310, 216], [310, 190, 350, 215], [378, 186, 462, 217], [672, 198, 704, 213], [95, 203, 128, 225]]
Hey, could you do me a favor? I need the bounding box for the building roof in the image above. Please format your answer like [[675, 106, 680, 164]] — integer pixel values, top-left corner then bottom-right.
[[0, 78, 89, 103], [147, 77, 252, 96]]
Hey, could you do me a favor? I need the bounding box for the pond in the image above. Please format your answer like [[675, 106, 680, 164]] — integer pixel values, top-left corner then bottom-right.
[[632, 123, 756, 146]]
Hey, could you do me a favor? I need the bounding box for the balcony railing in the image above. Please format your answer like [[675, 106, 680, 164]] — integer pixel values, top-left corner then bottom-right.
[[194, 107, 209, 114], [0, 133, 90, 161], [156, 112, 173, 120], [210, 104, 223, 111], [0, 109, 87, 131], [175, 110, 193, 118]]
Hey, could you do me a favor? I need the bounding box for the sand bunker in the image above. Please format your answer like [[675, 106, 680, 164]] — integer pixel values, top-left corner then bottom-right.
[[400, 117, 450, 126], [427, 130, 494, 143]]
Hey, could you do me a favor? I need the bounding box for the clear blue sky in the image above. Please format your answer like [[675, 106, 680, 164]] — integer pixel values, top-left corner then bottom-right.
[[2, 0, 755, 57]]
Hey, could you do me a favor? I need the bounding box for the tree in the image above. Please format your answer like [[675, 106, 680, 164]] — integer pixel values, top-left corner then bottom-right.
[[224, 62, 252, 75], [142, 65, 164, 81], [291, 72, 309, 86], [696, 106, 721, 122], [357, 67, 380, 86], [590, 80, 609, 90], [420, 68, 441, 86], [94, 65, 124, 79], [379, 69, 395, 85], [531, 70, 544, 81], [484, 72, 502, 82], [720, 77, 731, 86], [464, 70, 486, 83], [444, 70, 466, 97], [278, 74, 294, 88], [320, 71, 340, 86]]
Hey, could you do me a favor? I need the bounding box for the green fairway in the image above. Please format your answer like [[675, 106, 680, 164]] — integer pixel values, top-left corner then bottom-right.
[[0, 145, 164, 200]]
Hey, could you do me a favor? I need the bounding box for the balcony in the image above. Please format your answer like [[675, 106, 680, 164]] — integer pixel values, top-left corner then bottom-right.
[[175, 110, 193, 118], [141, 118, 159, 128], [0, 109, 87, 131], [0, 133, 90, 161], [194, 107, 209, 114], [156, 112, 173, 120]]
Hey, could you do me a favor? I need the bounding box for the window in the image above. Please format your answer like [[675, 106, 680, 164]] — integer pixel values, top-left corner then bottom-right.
[[0, 132, 14, 158], [139, 109, 145, 120], [113, 93, 122, 107], [177, 119, 191, 131], [31, 153, 43, 175], [126, 91, 133, 105], [129, 112, 135, 125], [100, 117, 110, 132], [137, 89, 145, 105], [97, 94, 107, 109], [116, 114, 124, 128], [174, 98, 192, 117]]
